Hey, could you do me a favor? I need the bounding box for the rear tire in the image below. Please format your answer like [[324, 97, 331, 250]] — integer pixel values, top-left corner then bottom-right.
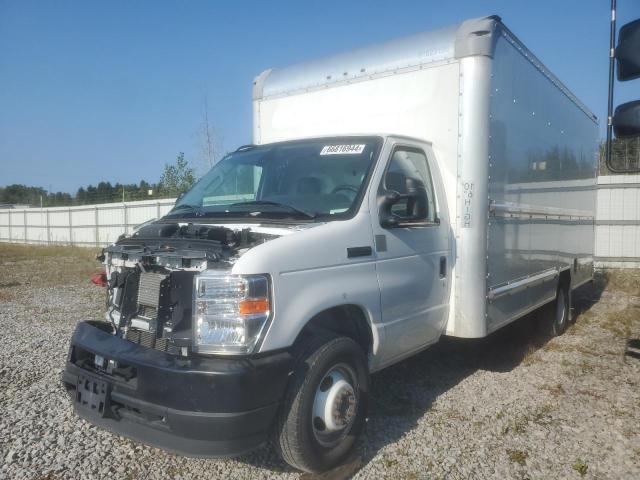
[[538, 279, 571, 336], [274, 334, 369, 473]]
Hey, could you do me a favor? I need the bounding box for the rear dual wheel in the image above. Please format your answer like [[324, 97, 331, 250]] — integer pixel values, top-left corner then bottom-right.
[[538, 279, 571, 336], [274, 334, 369, 473]]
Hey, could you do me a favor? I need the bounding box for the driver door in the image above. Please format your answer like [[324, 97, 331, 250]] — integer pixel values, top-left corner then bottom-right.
[[370, 139, 450, 366]]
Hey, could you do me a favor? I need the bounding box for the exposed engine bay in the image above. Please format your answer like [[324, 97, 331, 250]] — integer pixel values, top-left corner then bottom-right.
[[100, 222, 280, 356]]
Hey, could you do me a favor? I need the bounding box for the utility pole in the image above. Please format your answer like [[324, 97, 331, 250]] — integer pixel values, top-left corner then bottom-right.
[[606, 0, 617, 170]]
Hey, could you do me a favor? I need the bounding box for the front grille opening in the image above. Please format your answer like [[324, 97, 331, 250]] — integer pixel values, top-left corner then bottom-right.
[[124, 328, 181, 355], [71, 346, 137, 383], [137, 305, 158, 320]]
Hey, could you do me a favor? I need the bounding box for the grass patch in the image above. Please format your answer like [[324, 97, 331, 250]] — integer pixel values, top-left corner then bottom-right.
[[35, 473, 58, 480], [403, 473, 421, 480], [442, 408, 468, 422], [0, 290, 15, 302], [0, 242, 99, 261], [502, 404, 554, 435], [540, 383, 565, 396], [542, 341, 570, 353], [0, 243, 102, 288], [521, 344, 539, 366], [382, 455, 398, 468], [506, 449, 528, 466], [531, 404, 553, 423], [576, 389, 605, 400], [541, 342, 606, 358], [578, 360, 595, 375], [598, 269, 640, 297], [601, 305, 639, 338], [502, 415, 528, 435], [572, 458, 588, 476]]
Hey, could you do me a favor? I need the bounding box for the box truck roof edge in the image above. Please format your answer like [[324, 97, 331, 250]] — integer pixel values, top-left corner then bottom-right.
[[253, 15, 596, 122]]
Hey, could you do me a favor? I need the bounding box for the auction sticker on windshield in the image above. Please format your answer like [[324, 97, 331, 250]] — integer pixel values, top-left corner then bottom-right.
[[320, 144, 365, 155]]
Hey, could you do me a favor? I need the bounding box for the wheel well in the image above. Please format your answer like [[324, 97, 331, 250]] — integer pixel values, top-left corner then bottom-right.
[[295, 305, 373, 355]]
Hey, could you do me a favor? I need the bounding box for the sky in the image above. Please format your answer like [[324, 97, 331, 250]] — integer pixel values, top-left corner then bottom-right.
[[0, 0, 638, 193]]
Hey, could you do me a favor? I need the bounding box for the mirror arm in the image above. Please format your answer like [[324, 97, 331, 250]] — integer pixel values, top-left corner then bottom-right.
[[606, 0, 640, 173], [605, 0, 616, 172]]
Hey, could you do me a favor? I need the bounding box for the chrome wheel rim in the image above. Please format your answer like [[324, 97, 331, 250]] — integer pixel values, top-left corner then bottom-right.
[[311, 363, 358, 447]]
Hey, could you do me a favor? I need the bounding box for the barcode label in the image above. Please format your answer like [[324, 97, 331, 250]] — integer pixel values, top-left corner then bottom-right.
[[320, 144, 365, 155]]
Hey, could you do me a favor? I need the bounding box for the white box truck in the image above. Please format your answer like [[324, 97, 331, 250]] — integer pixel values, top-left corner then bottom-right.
[[63, 15, 598, 472]]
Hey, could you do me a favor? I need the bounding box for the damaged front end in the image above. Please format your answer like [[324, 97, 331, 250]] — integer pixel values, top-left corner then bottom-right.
[[62, 220, 292, 457], [100, 221, 278, 356]]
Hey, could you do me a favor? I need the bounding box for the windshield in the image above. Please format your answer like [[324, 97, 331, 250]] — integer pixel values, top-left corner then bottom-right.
[[166, 137, 382, 221]]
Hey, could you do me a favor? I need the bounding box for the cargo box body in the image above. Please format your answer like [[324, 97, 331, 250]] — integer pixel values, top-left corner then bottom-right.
[[252, 16, 598, 338]]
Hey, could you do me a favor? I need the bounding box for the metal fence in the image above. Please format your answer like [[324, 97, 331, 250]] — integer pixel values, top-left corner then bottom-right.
[[0, 198, 177, 247], [1, 177, 639, 268], [595, 174, 640, 268]]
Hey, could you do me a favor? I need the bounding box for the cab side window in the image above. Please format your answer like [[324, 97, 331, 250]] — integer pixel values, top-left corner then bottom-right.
[[383, 148, 437, 223]]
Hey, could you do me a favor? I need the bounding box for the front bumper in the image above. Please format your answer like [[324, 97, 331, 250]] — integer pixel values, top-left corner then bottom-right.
[[62, 321, 292, 457]]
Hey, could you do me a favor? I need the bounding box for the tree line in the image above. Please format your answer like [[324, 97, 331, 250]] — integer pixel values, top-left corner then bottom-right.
[[1, 96, 225, 208], [0, 153, 197, 207]]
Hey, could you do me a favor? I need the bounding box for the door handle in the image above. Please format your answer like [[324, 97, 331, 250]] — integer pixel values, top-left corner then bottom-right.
[[439, 256, 447, 278], [347, 246, 372, 258]]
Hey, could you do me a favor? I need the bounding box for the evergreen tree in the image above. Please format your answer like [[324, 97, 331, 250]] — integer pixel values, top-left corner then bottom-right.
[[158, 153, 196, 197]]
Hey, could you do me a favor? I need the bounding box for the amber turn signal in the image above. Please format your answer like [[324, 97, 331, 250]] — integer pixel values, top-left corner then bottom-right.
[[239, 298, 270, 315]]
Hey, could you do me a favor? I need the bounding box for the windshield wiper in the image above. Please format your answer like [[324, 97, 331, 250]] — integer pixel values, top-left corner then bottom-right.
[[228, 200, 317, 219], [169, 204, 204, 216]]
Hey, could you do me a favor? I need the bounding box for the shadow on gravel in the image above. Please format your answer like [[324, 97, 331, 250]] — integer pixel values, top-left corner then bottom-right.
[[240, 278, 607, 478], [573, 271, 608, 318]]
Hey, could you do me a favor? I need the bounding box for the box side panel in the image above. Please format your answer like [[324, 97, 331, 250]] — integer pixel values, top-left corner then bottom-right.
[[486, 33, 599, 331]]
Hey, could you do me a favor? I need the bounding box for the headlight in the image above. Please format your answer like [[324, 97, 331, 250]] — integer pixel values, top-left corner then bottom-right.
[[193, 272, 271, 355]]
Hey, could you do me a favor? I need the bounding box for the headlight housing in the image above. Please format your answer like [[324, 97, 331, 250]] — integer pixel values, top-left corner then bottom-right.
[[193, 272, 271, 355]]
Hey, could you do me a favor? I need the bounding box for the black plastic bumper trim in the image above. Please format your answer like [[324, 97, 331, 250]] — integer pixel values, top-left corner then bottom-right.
[[73, 402, 274, 457], [62, 320, 293, 457]]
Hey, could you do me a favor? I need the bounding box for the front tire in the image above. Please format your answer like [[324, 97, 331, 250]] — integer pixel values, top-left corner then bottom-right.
[[274, 334, 369, 473]]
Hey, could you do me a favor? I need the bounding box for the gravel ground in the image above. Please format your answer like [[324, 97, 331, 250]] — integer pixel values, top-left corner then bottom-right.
[[1, 244, 639, 479]]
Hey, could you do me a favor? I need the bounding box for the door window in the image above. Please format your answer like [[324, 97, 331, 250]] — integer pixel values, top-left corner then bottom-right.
[[383, 148, 437, 223]]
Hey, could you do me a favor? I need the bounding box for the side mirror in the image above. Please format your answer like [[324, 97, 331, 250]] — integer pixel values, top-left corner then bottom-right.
[[613, 100, 640, 138], [379, 191, 401, 228], [378, 180, 428, 229], [606, 11, 640, 173], [617, 19, 640, 81]]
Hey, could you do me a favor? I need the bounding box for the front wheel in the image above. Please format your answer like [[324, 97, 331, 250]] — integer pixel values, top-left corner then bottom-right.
[[274, 334, 369, 473]]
